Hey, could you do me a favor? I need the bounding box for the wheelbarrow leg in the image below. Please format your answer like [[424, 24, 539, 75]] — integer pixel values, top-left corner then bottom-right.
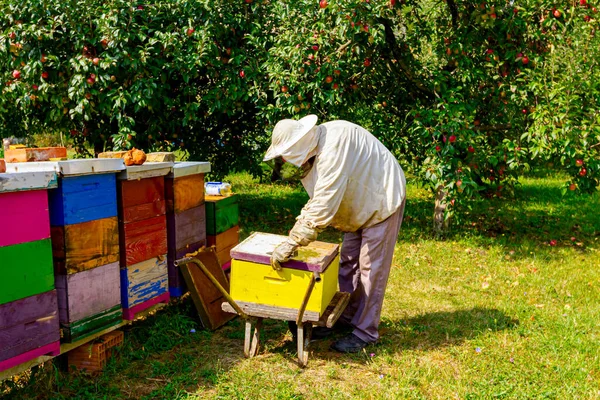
[[244, 318, 262, 358], [296, 323, 312, 367]]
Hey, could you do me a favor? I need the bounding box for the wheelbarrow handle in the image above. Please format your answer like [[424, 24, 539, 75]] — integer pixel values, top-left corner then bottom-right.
[[296, 271, 320, 325], [175, 256, 249, 320]]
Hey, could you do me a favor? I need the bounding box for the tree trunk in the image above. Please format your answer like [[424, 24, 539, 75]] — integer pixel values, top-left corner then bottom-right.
[[433, 185, 450, 234], [270, 157, 284, 182]]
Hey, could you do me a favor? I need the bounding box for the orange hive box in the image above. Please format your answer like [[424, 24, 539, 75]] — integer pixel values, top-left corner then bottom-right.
[[67, 330, 124, 373], [4, 147, 67, 163], [0, 159, 5, 173]]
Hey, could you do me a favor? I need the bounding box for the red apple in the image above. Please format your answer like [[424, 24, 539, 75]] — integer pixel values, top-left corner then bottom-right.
[[308, 54, 314, 60], [110, 75, 117, 82], [281, 85, 288, 93], [364, 58, 371, 67], [101, 39, 109, 48], [580, 0, 587, 5], [569, 183, 577, 191], [553, 9, 561, 18], [137, 5, 144, 10], [449, 135, 457, 143], [490, 13, 497, 19], [390, 0, 396, 5], [319, 0, 328, 8], [41, 71, 49, 79], [41, 54, 48, 63], [446, 48, 452, 56], [468, 145, 475, 153], [593, 7, 598, 12], [187, 28, 195, 36], [576, 159, 584, 166], [85, 92, 92, 99], [456, 180, 462, 188], [334, 69, 341, 75], [486, 49, 494, 54], [333, 83, 339, 90], [435, 145, 441, 152], [92, 57, 100, 65], [522, 108, 527, 114], [549, 239, 557, 246], [522, 56, 529, 65], [584, 15, 591, 22], [579, 168, 587, 176], [325, 76, 333, 83], [32, 84, 38, 90], [12, 70, 21, 79], [87, 77, 95, 85], [9, 32, 16, 40], [90, 73, 96, 80], [239, 70, 245, 78]]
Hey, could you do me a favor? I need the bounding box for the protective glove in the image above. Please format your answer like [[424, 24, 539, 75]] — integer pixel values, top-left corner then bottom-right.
[[289, 220, 318, 246], [270, 238, 298, 271]]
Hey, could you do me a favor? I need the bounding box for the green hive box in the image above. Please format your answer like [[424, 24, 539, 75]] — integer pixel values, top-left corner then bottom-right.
[[0, 239, 55, 305], [205, 194, 239, 235]]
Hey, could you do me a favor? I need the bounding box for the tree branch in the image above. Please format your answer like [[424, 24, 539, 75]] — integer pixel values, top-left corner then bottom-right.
[[376, 17, 434, 100], [473, 124, 513, 132], [446, 0, 459, 28]]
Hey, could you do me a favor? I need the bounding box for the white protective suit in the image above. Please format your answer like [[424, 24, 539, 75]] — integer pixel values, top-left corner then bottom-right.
[[284, 120, 406, 236]]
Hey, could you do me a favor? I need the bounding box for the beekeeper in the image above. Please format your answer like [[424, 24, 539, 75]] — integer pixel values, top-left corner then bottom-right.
[[263, 115, 406, 353]]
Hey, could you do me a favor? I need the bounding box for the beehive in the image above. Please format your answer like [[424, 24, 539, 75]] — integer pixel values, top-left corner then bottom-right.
[[117, 162, 172, 319], [205, 194, 239, 236], [230, 233, 340, 320], [7, 159, 125, 344], [0, 290, 60, 371], [165, 162, 210, 297], [0, 171, 57, 305]]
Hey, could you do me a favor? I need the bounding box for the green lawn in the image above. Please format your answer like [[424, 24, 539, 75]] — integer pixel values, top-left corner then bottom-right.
[[2, 172, 599, 399]]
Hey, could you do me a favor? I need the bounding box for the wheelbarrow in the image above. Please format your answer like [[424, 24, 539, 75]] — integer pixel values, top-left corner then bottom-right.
[[174, 256, 349, 367]]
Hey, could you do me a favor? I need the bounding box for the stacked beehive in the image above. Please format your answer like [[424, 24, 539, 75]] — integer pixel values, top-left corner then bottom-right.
[[205, 194, 240, 273], [0, 170, 60, 372], [117, 163, 173, 319], [9, 160, 126, 343], [165, 162, 210, 297]]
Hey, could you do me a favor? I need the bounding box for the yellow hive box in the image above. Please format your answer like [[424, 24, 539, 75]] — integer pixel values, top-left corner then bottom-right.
[[230, 232, 340, 320]]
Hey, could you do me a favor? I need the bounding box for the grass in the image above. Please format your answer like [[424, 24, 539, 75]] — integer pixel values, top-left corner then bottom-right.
[[2, 171, 600, 399]]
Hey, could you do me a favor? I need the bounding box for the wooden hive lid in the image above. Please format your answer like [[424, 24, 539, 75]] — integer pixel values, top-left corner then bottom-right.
[[5, 159, 125, 176], [231, 232, 339, 273], [167, 161, 211, 178], [117, 162, 174, 180], [0, 171, 58, 193]]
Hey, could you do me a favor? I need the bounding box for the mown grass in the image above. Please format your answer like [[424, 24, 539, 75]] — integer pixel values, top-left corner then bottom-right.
[[2, 172, 599, 399]]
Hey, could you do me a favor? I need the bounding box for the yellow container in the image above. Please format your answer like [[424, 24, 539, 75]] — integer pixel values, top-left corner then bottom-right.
[[229, 232, 340, 318]]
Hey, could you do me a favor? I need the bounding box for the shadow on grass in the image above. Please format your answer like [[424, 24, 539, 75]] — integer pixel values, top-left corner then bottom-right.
[[378, 307, 519, 351]]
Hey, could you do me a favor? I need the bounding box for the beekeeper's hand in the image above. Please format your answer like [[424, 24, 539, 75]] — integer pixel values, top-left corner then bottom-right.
[[270, 239, 298, 271], [289, 221, 318, 246]]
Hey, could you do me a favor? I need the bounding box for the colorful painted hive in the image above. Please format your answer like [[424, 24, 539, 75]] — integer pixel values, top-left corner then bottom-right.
[[55, 262, 122, 342], [207, 225, 239, 267], [4, 146, 67, 163], [230, 233, 340, 320], [0, 171, 57, 306], [49, 173, 117, 226], [205, 194, 239, 235], [0, 290, 60, 372], [164, 162, 210, 297], [117, 163, 172, 268], [120, 256, 170, 320], [117, 163, 172, 318], [51, 217, 120, 274]]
